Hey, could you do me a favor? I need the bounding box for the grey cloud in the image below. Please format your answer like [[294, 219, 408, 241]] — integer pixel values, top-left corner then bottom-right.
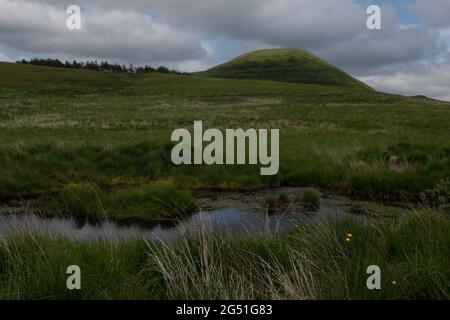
[[151, 1, 441, 73], [411, 0, 450, 28], [317, 25, 442, 75], [0, 0, 205, 64], [49, 0, 444, 71], [10, 0, 444, 72]]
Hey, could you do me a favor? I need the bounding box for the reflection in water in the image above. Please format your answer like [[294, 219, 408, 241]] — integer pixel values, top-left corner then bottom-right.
[[0, 205, 360, 243]]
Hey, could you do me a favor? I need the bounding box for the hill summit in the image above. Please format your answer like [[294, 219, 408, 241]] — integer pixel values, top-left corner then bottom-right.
[[201, 48, 370, 89]]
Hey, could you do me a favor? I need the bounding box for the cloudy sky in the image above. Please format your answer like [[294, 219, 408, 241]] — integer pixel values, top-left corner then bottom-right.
[[1, 0, 449, 101]]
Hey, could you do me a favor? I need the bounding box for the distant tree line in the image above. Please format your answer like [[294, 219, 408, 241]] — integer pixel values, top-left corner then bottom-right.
[[16, 58, 189, 75]]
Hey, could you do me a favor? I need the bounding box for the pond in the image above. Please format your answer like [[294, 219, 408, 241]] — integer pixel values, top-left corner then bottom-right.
[[0, 204, 362, 243]]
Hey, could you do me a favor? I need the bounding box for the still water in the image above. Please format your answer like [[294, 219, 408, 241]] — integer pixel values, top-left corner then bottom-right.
[[0, 205, 359, 243]]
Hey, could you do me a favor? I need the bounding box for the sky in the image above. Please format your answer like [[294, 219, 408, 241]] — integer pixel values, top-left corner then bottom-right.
[[0, 0, 450, 101]]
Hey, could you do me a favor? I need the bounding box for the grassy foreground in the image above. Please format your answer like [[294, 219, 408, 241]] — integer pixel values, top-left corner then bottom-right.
[[0, 210, 448, 300]]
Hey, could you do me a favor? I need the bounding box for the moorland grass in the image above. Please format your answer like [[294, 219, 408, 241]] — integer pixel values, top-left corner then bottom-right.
[[0, 62, 449, 219], [299, 188, 321, 210], [0, 210, 448, 300]]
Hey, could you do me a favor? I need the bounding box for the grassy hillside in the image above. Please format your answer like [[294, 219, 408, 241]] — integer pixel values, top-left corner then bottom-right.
[[0, 61, 449, 221], [200, 48, 371, 89]]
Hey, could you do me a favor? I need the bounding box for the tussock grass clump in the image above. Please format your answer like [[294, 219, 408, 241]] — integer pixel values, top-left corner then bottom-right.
[[341, 142, 450, 201], [277, 192, 290, 203], [149, 228, 318, 300], [262, 192, 291, 213], [0, 232, 158, 299], [421, 178, 450, 213], [298, 188, 321, 211], [39, 181, 193, 220]]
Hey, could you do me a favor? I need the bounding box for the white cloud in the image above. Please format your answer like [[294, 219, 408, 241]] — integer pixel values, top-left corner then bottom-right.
[[359, 56, 450, 101], [0, 52, 12, 62]]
